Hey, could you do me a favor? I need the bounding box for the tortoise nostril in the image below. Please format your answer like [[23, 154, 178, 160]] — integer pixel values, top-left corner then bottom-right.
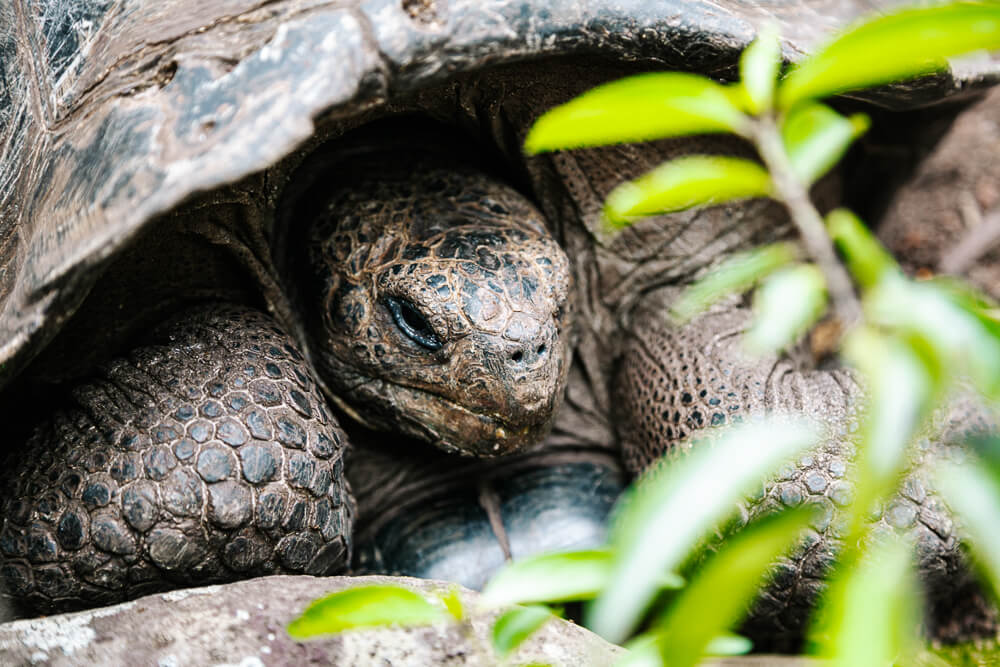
[[511, 350, 524, 363], [536, 344, 546, 355]]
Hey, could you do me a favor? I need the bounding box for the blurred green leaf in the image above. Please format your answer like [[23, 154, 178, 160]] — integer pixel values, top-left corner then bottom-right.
[[617, 635, 663, 667], [652, 511, 812, 667], [492, 605, 553, 657], [524, 73, 749, 154], [587, 416, 822, 643], [745, 264, 828, 355], [866, 276, 1000, 399], [438, 585, 464, 621], [779, 3, 1000, 108], [604, 156, 772, 226], [810, 537, 921, 667], [671, 242, 798, 323], [843, 328, 939, 489], [826, 208, 899, 289], [937, 462, 1000, 599], [967, 435, 1000, 481], [929, 275, 1000, 313], [781, 104, 870, 184], [615, 632, 751, 667], [657, 572, 686, 589], [927, 276, 1000, 349], [705, 634, 754, 656], [924, 639, 1000, 665], [740, 24, 782, 113], [287, 585, 447, 638], [481, 549, 618, 607]]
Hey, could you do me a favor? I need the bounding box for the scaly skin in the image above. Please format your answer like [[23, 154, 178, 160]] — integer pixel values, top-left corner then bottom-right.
[[0, 306, 353, 614]]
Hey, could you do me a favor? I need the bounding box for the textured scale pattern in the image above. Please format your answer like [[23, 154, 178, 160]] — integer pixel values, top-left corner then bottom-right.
[[0, 305, 353, 613], [615, 308, 755, 472]]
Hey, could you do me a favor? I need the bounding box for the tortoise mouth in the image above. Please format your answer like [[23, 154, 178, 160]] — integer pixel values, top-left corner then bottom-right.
[[346, 378, 558, 457]]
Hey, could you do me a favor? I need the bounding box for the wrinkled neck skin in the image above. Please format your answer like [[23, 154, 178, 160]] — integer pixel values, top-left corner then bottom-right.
[[302, 148, 572, 457]]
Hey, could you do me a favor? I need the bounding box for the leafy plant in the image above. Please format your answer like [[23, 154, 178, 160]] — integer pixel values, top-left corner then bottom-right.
[[287, 584, 450, 638], [288, 3, 1000, 665]]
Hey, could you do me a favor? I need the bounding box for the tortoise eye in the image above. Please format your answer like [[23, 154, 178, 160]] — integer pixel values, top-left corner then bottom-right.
[[385, 297, 443, 351]]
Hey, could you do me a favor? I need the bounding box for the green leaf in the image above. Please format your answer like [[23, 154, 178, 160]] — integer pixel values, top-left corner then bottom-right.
[[587, 416, 822, 643], [652, 511, 812, 667], [866, 275, 1000, 399], [491, 605, 553, 657], [924, 643, 1000, 667], [616, 633, 751, 667], [926, 276, 1000, 350], [781, 104, 870, 184], [604, 156, 772, 226], [671, 242, 798, 323], [524, 73, 750, 154], [617, 635, 663, 667], [779, 3, 1000, 108], [837, 328, 942, 546], [809, 537, 921, 667], [826, 209, 899, 290], [657, 572, 686, 589], [740, 24, 782, 114], [937, 462, 1000, 599], [928, 275, 1000, 313], [745, 264, 827, 355], [438, 585, 464, 621], [481, 549, 618, 607], [843, 328, 938, 488], [287, 585, 447, 639], [705, 634, 754, 656], [966, 435, 1000, 483]]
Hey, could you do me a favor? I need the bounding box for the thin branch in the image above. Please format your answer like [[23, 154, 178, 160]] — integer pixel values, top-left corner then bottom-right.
[[939, 194, 1000, 275], [752, 116, 863, 329]]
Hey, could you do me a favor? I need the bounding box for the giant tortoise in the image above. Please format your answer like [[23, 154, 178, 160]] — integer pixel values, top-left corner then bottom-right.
[[0, 0, 997, 647]]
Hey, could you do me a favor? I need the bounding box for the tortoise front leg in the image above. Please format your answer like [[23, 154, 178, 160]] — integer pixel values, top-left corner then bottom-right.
[[0, 305, 353, 614], [614, 291, 992, 644], [615, 295, 857, 472]]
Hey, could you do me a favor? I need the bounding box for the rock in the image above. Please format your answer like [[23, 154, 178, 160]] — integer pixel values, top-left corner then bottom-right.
[[0, 575, 622, 666]]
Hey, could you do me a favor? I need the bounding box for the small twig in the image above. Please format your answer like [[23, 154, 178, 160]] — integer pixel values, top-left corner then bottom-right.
[[959, 189, 985, 229], [478, 481, 513, 560], [939, 194, 1000, 275], [752, 116, 863, 329]]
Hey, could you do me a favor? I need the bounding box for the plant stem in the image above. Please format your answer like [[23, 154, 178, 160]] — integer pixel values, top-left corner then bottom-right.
[[752, 116, 863, 329]]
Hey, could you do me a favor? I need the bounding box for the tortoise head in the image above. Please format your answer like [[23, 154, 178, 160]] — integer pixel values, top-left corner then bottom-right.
[[303, 151, 572, 456]]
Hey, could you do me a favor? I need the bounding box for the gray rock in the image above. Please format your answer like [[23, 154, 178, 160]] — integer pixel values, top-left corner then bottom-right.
[[0, 575, 623, 666]]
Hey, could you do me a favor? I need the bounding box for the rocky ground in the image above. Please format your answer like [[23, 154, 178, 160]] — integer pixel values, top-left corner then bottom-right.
[[0, 575, 623, 666]]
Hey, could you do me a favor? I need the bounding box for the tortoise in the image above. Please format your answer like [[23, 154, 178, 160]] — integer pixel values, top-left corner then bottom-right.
[[0, 0, 997, 646]]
